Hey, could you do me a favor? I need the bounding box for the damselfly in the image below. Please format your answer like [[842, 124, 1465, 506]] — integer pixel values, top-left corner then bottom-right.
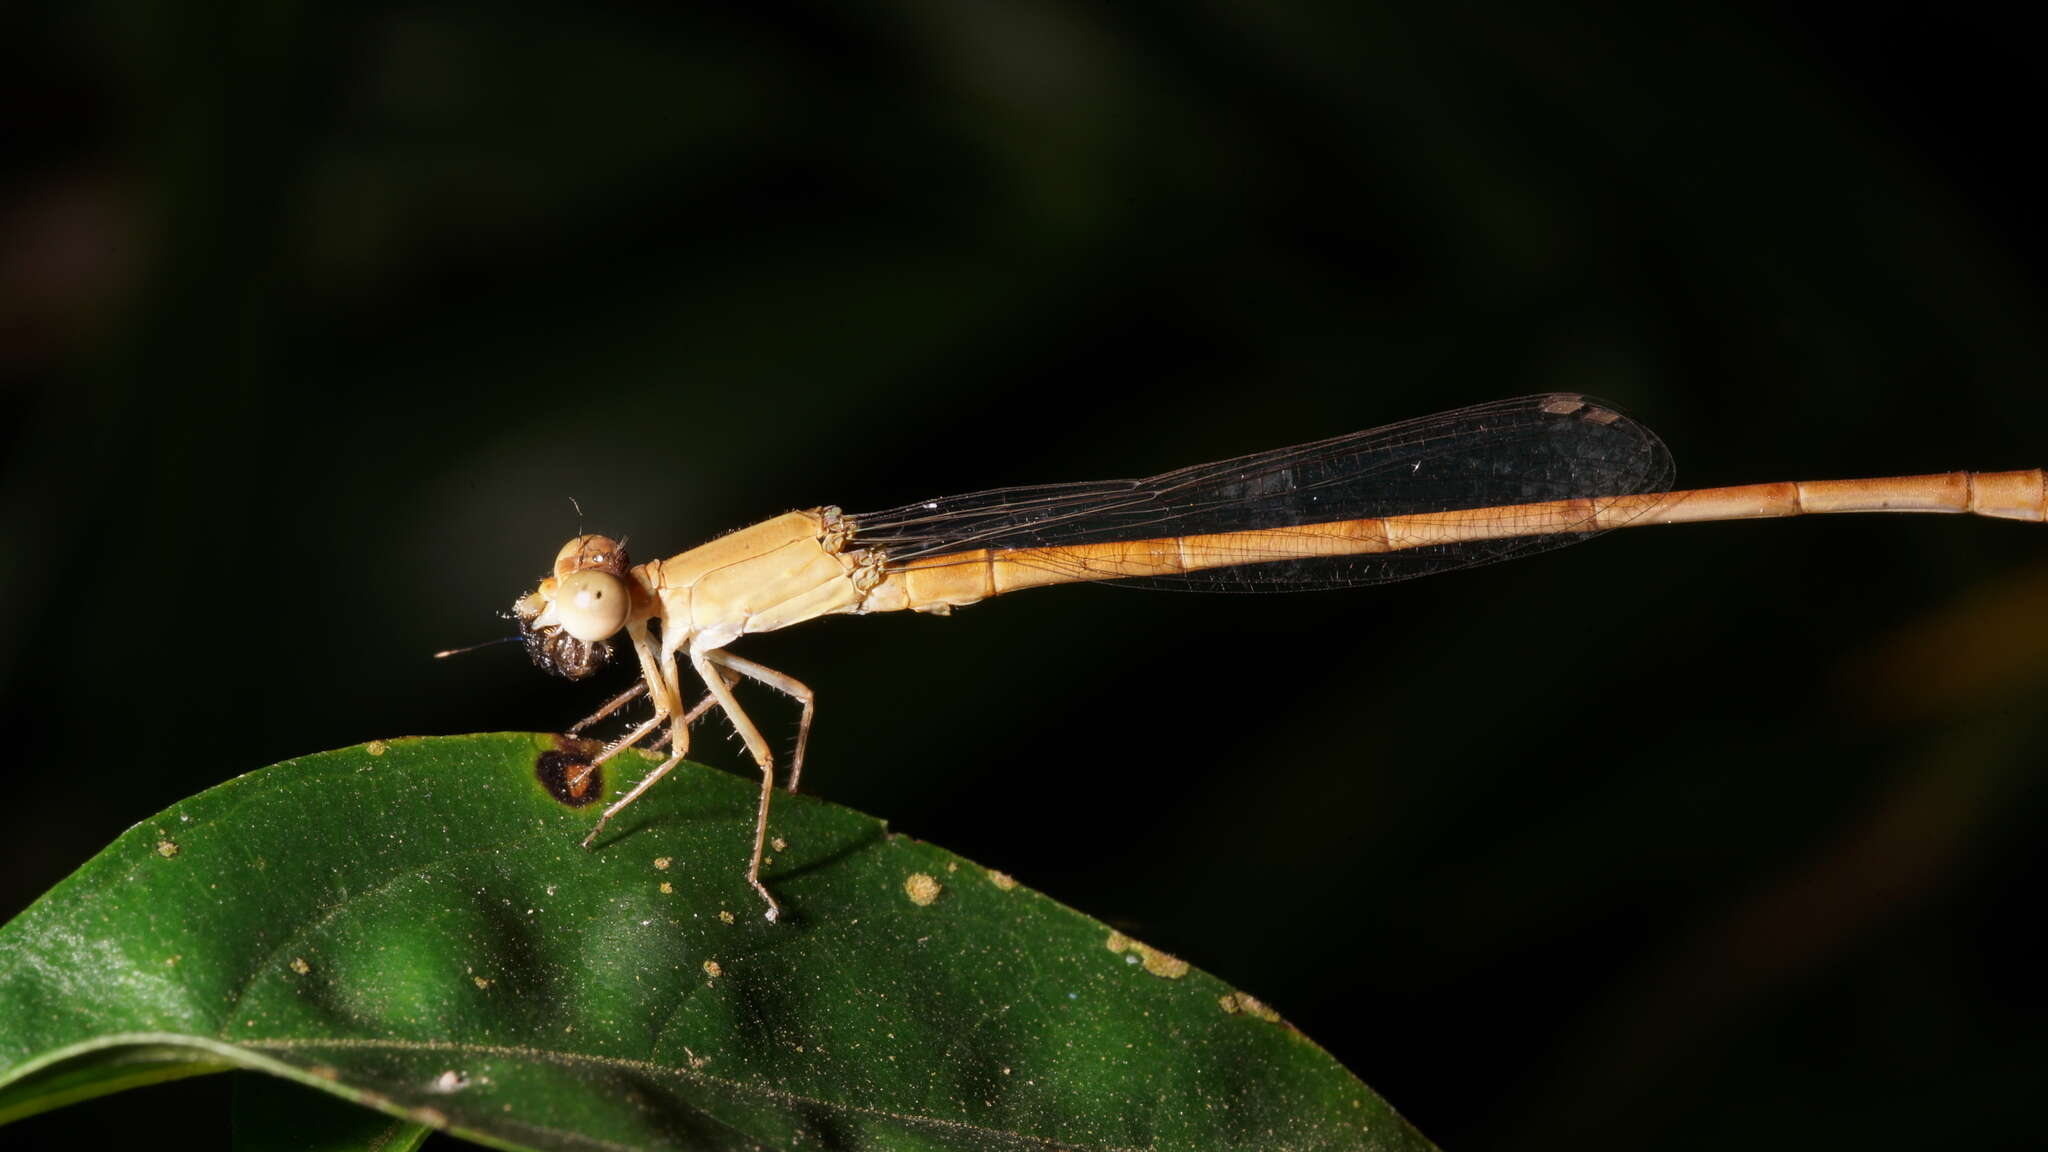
[[510, 394, 2042, 919]]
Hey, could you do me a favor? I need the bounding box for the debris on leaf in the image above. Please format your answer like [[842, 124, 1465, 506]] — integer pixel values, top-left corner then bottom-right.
[[1106, 931, 1189, 979], [904, 872, 942, 906], [1219, 991, 1282, 1022]]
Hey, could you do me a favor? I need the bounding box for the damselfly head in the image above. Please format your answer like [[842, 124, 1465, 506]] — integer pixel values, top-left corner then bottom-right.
[[514, 535, 635, 680]]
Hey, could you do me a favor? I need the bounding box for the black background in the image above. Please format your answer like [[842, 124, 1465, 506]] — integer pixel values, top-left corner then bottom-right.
[[3, 3, 2045, 1149]]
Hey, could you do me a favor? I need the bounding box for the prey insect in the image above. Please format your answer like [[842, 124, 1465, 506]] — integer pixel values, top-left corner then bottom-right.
[[513, 394, 2043, 920]]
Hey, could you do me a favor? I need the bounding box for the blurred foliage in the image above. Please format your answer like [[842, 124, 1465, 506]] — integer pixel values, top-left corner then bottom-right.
[[2, 2, 2043, 1149]]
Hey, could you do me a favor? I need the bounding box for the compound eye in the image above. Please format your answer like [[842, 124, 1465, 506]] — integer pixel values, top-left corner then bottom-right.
[[554, 534, 626, 579], [554, 569, 629, 642]]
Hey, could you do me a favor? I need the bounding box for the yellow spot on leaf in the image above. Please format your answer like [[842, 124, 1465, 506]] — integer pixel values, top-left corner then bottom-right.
[[1218, 991, 1281, 1021], [1143, 951, 1189, 979], [987, 870, 1017, 891], [290, 957, 310, 976], [366, 740, 388, 756], [1107, 931, 1188, 979], [155, 840, 179, 858], [718, 910, 735, 924], [904, 872, 943, 906], [659, 881, 673, 894], [654, 857, 671, 870], [703, 960, 722, 980]]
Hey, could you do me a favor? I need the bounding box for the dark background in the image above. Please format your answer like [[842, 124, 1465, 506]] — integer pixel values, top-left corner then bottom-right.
[[3, 3, 2044, 1149]]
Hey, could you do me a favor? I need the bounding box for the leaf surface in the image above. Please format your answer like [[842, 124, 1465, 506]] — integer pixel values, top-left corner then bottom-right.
[[0, 735, 1430, 1151]]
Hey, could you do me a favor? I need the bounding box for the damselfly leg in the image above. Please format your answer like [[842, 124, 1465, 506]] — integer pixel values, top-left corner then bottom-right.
[[704, 651, 816, 794]]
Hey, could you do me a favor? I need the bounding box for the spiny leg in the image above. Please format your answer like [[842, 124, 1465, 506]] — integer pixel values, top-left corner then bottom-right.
[[568, 689, 722, 791], [572, 711, 662, 790], [690, 646, 783, 922], [581, 621, 690, 849], [580, 741, 690, 849], [704, 651, 816, 794], [570, 622, 679, 785], [571, 666, 729, 746], [569, 681, 645, 734]]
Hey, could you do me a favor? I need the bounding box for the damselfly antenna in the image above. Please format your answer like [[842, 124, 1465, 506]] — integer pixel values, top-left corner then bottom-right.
[[432, 635, 521, 660]]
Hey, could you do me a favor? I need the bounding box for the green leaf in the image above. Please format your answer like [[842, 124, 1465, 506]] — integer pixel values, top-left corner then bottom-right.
[[0, 735, 1431, 1151]]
